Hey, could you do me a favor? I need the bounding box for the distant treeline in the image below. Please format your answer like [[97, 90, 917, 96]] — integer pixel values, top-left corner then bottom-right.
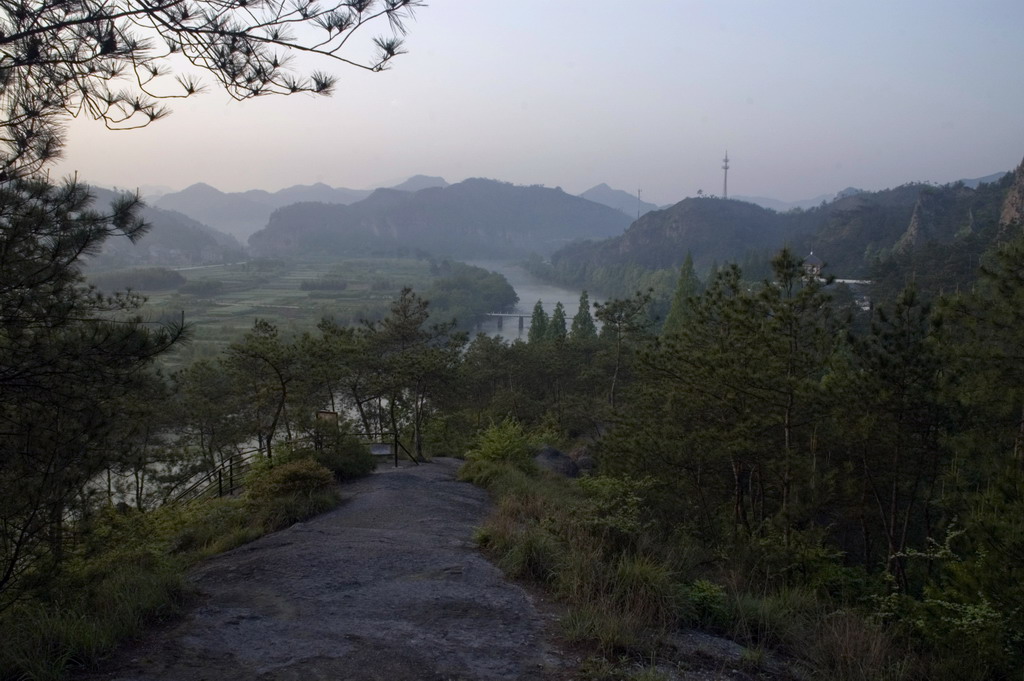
[[89, 267, 186, 292]]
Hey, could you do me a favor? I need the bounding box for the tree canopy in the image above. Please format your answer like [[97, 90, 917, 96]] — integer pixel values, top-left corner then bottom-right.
[[0, 0, 421, 178]]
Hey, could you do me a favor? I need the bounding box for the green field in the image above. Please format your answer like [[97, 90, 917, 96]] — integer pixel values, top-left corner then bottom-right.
[[138, 258, 437, 366]]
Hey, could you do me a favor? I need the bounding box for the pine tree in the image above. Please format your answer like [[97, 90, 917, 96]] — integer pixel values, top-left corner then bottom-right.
[[833, 286, 946, 587], [662, 253, 702, 336], [604, 251, 838, 537], [570, 290, 598, 340], [0, 0, 421, 178], [594, 290, 653, 408], [527, 300, 549, 343], [546, 302, 568, 343], [0, 178, 184, 606]]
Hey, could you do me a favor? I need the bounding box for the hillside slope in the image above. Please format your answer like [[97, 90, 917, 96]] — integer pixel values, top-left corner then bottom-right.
[[86, 187, 244, 271], [249, 178, 633, 259], [155, 177, 449, 240], [552, 171, 1016, 281]]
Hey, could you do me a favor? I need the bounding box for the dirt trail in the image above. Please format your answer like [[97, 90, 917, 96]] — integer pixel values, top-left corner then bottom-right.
[[82, 458, 564, 681]]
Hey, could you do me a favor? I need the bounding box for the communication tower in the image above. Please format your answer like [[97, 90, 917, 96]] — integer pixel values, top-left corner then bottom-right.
[[722, 151, 730, 200]]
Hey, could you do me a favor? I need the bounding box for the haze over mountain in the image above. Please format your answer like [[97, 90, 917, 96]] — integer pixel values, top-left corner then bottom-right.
[[389, 175, 449, 192], [248, 178, 632, 259], [86, 187, 245, 271], [733, 173, 1008, 214], [549, 163, 1022, 283], [578, 183, 660, 219], [731, 193, 835, 212], [155, 175, 451, 240]]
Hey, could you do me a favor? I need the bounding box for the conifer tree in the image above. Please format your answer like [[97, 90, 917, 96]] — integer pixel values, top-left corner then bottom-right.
[[604, 251, 837, 536], [663, 253, 702, 336], [595, 290, 653, 408], [527, 300, 549, 343], [570, 290, 598, 340], [0, 0, 422, 178], [546, 302, 568, 343], [0, 178, 184, 606], [832, 286, 946, 587]]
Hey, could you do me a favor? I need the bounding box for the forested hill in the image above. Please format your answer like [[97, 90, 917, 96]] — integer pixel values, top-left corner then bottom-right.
[[154, 182, 375, 240], [552, 198, 788, 274], [85, 187, 245, 271], [550, 169, 1018, 280], [248, 178, 633, 259]]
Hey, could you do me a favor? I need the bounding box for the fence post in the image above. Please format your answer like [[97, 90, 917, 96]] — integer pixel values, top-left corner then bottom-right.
[[218, 469, 223, 497]]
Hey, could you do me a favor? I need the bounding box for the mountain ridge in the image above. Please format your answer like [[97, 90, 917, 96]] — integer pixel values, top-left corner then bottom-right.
[[550, 167, 1020, 284], [248, 177, 632, 259], [579, 183, 660, 218], [86, 187, 245, 271]]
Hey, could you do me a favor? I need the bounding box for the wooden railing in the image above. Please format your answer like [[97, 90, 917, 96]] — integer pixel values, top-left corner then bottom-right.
[[169, 445, 270, 506]]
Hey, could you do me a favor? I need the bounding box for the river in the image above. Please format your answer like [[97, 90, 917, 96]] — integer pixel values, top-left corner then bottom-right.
[[468, 260, 602, 342]]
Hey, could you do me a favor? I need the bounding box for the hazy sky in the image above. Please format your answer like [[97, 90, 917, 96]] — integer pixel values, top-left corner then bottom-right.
[[54, 1, 1024, 205]]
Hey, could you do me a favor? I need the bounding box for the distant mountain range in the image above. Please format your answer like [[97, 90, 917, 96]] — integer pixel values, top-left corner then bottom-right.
[[102, 167, 1016, 277], [579, 183, 660, 218], [155, 175, 449, 240], [548, 163, 1023, 284], [248, 178, 632, 259], [86, 187, 244, 271]]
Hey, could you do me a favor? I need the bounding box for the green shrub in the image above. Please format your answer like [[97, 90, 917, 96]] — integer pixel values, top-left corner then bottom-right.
[[573, 475, 655, 550], [253, 487, 340, 532], [166, 498, 250, 555], [421, 411, 477, 458], [281, 427, 375, 481], [245, 458, 339, 531], [687, 579, 729, 632], [458, 457, 516, 486], [465, 418, 533, 469], [313, 432, 375, 481], [245, 458, 334, 501]]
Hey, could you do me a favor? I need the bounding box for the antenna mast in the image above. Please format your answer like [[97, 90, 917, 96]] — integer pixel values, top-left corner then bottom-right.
[[722, 151, 730, 200]]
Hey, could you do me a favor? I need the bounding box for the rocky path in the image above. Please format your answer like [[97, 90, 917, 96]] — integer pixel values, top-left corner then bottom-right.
[[82, 458, 564, 681]]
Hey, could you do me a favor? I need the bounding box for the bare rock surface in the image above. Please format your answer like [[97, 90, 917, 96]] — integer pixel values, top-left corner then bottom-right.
[[79, 458, 562, 681]]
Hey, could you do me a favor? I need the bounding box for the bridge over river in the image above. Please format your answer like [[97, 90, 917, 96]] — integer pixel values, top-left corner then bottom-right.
[[485, 312, 530, 331], [470, 261, 602, 341]]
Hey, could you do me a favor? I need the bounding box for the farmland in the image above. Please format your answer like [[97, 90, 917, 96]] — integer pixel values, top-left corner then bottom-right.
[[134, 258, 440, 366]]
